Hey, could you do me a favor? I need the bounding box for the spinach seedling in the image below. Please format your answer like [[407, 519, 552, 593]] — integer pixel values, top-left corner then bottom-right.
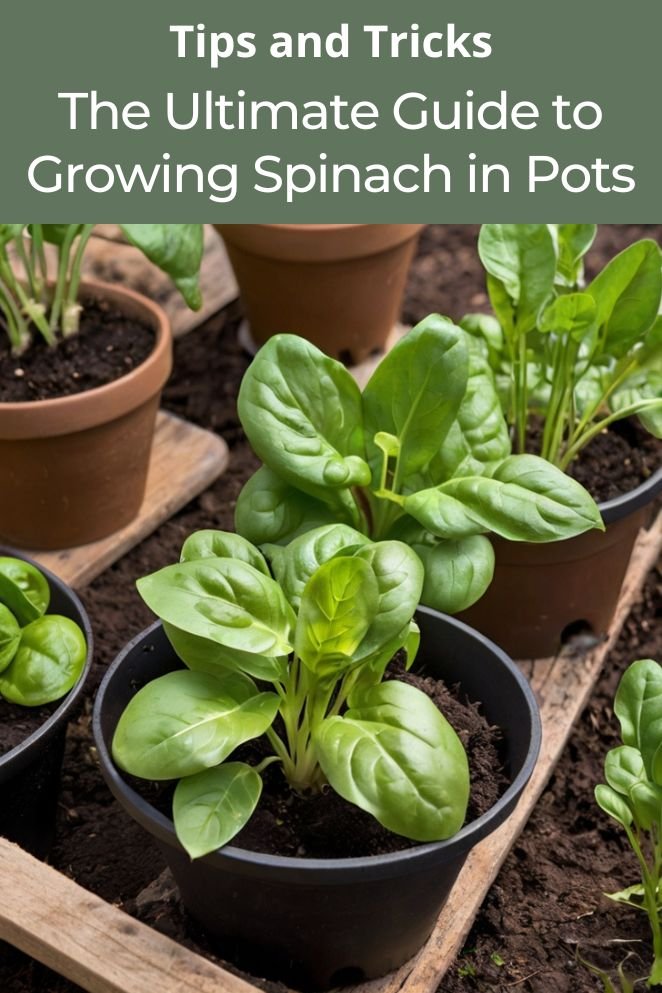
[[0, 224, 204, 353], [465, 224, 662, 469], [112, 527, 471, 858], [595, 659, 662, 988], [235, 317, 603, 616], [0, 558, 87, 709]]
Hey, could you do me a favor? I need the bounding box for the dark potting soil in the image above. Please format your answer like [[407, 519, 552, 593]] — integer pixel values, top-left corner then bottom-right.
[[127, 654, 507, 860], [2, 224, 661, 993], [0, 298, 155, 403], [0, 698, 58, 755]]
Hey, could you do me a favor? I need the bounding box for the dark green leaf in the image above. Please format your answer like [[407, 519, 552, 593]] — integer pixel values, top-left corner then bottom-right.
[[120, 224, 204, 309], [0, 615, 86, 706]]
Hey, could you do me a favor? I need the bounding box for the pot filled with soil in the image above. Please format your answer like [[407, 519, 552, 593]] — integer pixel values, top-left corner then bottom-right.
[[0, 223, 204, 550], [456, 224, 662, 659], [93, 527, 541, 990], [458, 424, 662, 659], [215, 223, 425, 363], [0, 550, 92, 856]]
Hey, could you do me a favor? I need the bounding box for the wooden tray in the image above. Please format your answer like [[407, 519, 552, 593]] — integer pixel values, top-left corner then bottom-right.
[[31, 411, 229, 589], [0, 512, 659, 993]]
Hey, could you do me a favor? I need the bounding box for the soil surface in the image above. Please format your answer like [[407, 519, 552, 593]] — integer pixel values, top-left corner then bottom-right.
[[0, 298, 154, 402], [0, 699, 57, 755], [1, 224, 661, 993]]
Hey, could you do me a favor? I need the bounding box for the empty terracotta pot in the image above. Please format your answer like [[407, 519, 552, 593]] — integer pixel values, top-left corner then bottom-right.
[[0, 282, 172, 550], [216, 224, 425, 363], [458, 467, 662, 660]]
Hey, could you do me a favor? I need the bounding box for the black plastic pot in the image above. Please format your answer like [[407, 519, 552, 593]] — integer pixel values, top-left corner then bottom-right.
[[94, 608, 541, 990], [0, 549, 92, 856], [459, 466, 662, 660]]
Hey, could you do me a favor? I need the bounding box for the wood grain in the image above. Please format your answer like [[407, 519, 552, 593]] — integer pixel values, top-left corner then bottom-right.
[[0, 838, 257, 993], [32, 412, 229, 589]]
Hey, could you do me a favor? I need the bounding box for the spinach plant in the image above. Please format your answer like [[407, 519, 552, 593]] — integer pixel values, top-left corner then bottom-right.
[[0, 557, 86, 708], [0, 224, 204, 353], [112, 527, 471, 859], [465, 224, 662, 469], [234, 317, 603, 616], [595, 659, 662, 987]]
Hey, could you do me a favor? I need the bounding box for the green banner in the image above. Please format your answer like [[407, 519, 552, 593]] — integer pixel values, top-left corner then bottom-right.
[[1, 0, 659, 219]]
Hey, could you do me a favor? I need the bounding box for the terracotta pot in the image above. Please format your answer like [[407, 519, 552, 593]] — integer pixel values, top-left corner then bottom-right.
[[458, 467, 662, 660], [0, 548, 93, 856], [0, 282, 172, 550], [216, 224, 425, 363], [93, 609, 541, 990]]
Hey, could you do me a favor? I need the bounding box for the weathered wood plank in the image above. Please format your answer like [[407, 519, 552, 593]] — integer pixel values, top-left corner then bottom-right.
[[348, 511, 662, 993], [32, 412, 229, 589], [0, 838, 257, 993]]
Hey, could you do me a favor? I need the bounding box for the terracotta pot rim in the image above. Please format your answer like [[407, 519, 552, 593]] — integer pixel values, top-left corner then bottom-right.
[[217, 223, 425, 264], [0, 280, 172, 440], [0, 547, 93, 781], [599, 464, 662, 525]]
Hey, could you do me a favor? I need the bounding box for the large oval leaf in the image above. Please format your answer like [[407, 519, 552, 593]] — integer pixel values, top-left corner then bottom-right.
[[351, 541, 424, 660], [0, 616, 86, 706], [363, 316, 469, 487], [415, 534, 495, 614], [595, 784, 634, 829], [0, 557, 50, 625], [238, 334, 370, 507], [235, 465, 344, 546], [173, 762, 262, 858], [425, 347, 510, 484], [316, 680, 469, 841], [404, 454, 603, 542], [120, 224, 204, 310], [180, 530, 270, 575], [270, 524, 371, 611], [588, 240, 662, 358], [0, 605, 20, 674], [137, 558, 296, 657], [112, 669, 279, 780], [163, 622, 288, 684], [295, 557, 378, 675], [478, 224, 556, 333], [614, 659, 662, 781]]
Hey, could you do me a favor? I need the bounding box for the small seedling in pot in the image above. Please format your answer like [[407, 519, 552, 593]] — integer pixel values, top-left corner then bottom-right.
[[595, 658, 662, 988], [234, 316, 603, 616], [0, 224, 203, 353], [464, 224, 662, 469], [0, 558, 86, 710], [112, 527, 471, 858]]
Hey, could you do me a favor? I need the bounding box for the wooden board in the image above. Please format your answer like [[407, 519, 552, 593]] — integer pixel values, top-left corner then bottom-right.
[[0, 515, 658, 993], [9, 225, 239, 339], [31, 412, 229, 589]]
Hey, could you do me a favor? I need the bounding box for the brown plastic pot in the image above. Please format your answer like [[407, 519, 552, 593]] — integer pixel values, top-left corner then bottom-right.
[[458, 467, 662, 660], [0, 281, 172, 550], [215, 224, 425, 363]]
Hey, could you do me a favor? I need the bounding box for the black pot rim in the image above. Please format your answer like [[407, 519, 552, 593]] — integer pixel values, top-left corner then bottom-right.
[[0, 547, 93, 781], [93, 607, 541, 879], [598, 464, 662, 525]]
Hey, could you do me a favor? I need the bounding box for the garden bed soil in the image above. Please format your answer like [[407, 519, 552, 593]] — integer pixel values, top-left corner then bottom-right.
[[1, 223, 661, 993], [0, 299, 154, 403]]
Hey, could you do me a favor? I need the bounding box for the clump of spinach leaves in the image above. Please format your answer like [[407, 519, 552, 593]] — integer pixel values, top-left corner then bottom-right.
[[596, 659, 662, 987], [0, 224, 204, 353], [0, 557, 86, 709], [235, 316, 603, 616], [464, 224, 662, 469], [112, 527, 471, 859]]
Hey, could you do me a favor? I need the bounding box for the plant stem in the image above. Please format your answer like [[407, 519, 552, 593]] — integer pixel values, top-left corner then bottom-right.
[[62, 224, 95, 334], [49, 226, 78, 335], [561, 399, 662, 470]]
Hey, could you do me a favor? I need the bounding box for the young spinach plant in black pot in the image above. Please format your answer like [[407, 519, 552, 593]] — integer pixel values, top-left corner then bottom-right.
[[458, 225, 662, 655], [234, 315, 603, 619], [94, 527, 541, 989], [0, 551, 92, 855]]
